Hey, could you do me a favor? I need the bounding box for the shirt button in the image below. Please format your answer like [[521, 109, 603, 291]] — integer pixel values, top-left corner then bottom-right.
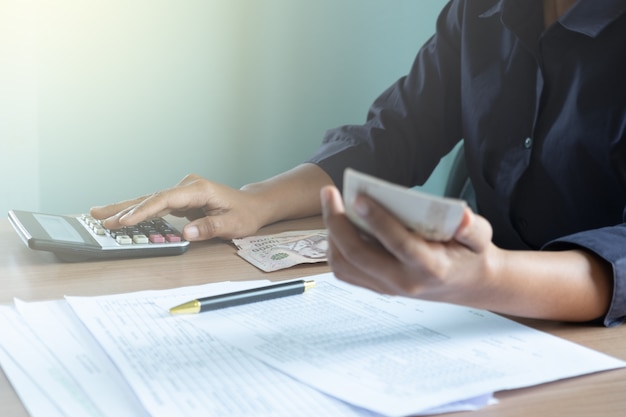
[[523, 137, 533, 149]]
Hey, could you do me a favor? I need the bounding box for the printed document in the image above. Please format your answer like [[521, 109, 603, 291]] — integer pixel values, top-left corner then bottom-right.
[[183, 273, 625, 416], [64, 281, 379, 417], [1, 273, 624, 417]]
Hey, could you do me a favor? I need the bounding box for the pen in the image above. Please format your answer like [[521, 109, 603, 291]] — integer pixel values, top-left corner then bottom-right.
[[169, 279, 316, 314]]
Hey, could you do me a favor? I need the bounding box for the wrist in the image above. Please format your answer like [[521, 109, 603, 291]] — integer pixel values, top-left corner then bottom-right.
[[239, 182, 281, 228], [460, 245, 511, 312], [240, 163, 333, 228]]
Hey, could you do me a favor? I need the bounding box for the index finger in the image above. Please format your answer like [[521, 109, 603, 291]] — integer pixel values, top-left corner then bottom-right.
[[115, 180, 215, 227], [90, 194, 153, 220]]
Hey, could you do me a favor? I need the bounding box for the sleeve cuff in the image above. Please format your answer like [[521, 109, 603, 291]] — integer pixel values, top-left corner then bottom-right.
[[543, 226, 626, 327]]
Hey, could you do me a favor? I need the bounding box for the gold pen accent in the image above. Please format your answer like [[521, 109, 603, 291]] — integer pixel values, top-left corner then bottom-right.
[[169, 300, 201, 315]]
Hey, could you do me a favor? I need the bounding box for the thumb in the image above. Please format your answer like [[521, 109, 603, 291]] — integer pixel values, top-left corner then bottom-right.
[[321, 185, 345, 217], [454, 208, 493, 252], [182, 217, 218, 241]]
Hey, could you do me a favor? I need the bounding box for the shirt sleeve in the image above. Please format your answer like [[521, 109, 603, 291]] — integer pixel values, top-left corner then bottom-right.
[[304, 1, 465, 191], [543, 226, 626, 327]]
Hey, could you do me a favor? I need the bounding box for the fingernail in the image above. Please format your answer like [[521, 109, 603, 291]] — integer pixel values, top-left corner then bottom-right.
[[320, 187, 332, 209], [320, 187, 332, 215], [185, 225, 199, 239], [119, 210, 133, 222], [353, 197, 369, 217]]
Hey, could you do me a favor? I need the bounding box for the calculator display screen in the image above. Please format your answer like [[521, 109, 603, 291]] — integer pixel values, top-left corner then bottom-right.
[[33, 214, 85, 243]]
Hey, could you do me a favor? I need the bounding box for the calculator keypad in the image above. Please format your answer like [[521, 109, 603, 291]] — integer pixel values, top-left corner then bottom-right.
[[80, 215, 184, 247]]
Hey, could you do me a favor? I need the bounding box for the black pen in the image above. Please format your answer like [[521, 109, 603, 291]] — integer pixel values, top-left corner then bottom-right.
[[169, 279, 316, 314]]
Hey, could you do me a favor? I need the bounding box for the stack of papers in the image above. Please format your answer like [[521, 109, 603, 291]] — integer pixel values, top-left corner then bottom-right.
[[1, 272, 624, 417]]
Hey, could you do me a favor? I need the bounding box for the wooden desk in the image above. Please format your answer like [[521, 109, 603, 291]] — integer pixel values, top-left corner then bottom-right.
[[1, 216, 625, 417]]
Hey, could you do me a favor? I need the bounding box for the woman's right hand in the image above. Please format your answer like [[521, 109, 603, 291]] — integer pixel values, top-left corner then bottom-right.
[[90, 164, 334, 242], [90, 173, 267, 241]]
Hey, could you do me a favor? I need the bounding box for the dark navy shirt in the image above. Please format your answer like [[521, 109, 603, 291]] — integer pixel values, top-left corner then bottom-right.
[[306, 0, 626, 326]]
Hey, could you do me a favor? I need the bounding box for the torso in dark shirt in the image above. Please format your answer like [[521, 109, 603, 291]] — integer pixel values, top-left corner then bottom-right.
[[461, 0, 626, 249], [309, 0, 626, 250], [306, 0, 626, 325]]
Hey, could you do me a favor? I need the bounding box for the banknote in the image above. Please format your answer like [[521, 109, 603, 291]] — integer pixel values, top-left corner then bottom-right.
[[343, 168, 466, 242], [232, 230, 325, 251], [233, 230, 328, 272]]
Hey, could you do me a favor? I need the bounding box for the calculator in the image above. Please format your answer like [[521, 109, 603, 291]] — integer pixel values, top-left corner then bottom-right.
[[8, 210, 189, 261]]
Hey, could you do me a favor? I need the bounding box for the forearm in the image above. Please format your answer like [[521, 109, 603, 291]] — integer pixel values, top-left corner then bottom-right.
[[482, 248, 613, 322], [240, 163, 334, 227]]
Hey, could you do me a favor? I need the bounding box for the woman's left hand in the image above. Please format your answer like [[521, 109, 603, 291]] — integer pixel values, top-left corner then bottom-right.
[[321, 185, 499, 307]]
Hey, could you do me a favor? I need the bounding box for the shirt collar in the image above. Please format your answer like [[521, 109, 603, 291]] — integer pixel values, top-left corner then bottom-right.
[[478, 1, 505, 19], [559, 0, 626, 37], [479, 1, 543, 50], [479, 0, 626, 38]]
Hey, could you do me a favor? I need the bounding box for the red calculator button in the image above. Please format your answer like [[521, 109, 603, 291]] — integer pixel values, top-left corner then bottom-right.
[[165, 234, 181, 243], [149, 234, 166, 243]]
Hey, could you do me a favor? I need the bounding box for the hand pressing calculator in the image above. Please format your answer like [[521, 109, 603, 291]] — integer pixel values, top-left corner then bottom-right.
[[8, 210, 189, 262]]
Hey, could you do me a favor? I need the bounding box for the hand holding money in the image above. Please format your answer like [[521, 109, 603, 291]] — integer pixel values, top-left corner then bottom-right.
[[321, 173, 493, 305], [233, 230, 328, 272]]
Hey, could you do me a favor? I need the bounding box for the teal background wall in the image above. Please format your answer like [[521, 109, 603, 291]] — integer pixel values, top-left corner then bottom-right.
[[1, 0, 451, 216]]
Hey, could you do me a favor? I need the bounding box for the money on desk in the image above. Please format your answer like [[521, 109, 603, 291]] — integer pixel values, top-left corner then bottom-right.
[[233, 230, 328, 272]]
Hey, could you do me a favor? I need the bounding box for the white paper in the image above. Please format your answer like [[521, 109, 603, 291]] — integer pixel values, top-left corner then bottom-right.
[[14, 299, 150, 417], [3, 274, 621, 417], [0, 345, 65, 417], [184, 273, 626, 417], [66, 281, 380, 417], [0, 305, 102, 417]]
